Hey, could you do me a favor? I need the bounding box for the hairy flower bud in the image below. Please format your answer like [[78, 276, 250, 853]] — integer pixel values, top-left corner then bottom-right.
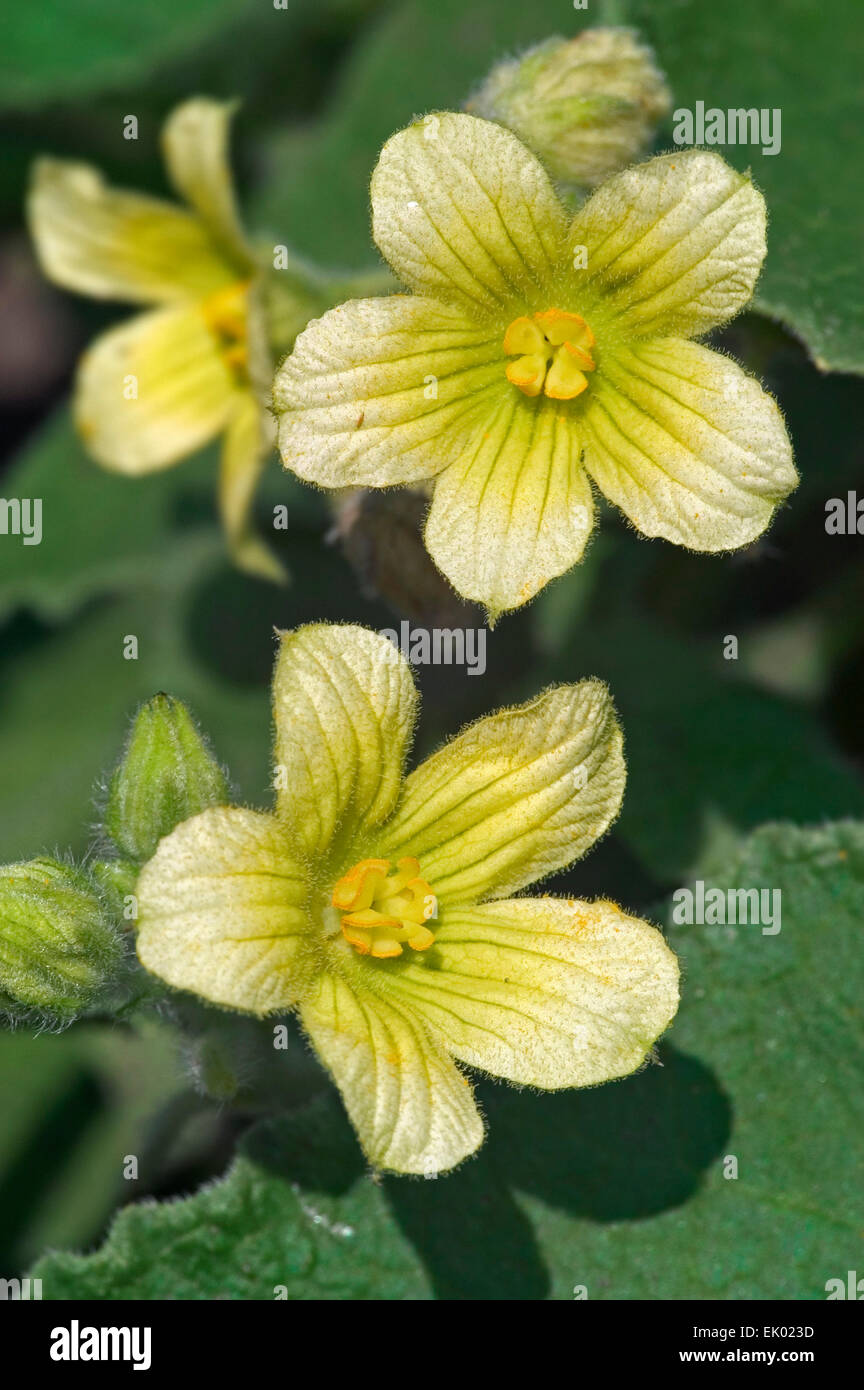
[[105, 695, 228, 863], [0, 859, 123, 1021], [468, 29, 671, 188]]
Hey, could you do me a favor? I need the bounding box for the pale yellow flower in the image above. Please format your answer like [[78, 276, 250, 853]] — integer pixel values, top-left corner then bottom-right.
[[274, 113, 797, 620], [135, 623, 679, 1174], [28, 98, 282, 581]]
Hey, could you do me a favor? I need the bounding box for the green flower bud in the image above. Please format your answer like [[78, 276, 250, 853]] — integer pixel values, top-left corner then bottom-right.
[[468, 28, 671, 188], [105, 695, 228, 863], [0, 859, 123, 1021], [90, 857, 140, 918]]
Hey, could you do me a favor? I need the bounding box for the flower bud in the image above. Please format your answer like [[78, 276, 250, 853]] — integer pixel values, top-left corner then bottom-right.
[[468, 29, 671, 188], [89, 857, 139, 918], [0, 859, 123, 1021], [105, 695, 228, 863]]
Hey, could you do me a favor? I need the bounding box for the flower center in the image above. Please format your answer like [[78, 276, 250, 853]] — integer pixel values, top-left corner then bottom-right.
[[503, 308, 596, 400], [202, 281, 250, 380], [331, 857, 437, 959]]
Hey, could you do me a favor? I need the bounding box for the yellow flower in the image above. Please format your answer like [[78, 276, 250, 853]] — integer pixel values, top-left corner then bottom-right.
[[27, 98, 283, 582], [274, 113, 798, 620], [135, 623, 679, 1174]]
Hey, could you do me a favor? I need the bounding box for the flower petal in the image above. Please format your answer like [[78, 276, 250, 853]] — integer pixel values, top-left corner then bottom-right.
[[74, 303, 236, 474], [384, 897, 679, 1088], [136, 807, 314, 1015], [219, 392, 285, 582], [300, 970, 483, 1173], [371, 112, 566, 317], [273, 625, 418, 861], [570, 150, 765, 337], [274, 294, 504, 486], [377, 681, 624, 905], [161, 98, 253, 272], [424, 392, 594, 617], [28, 158, 235, 304], [585, 337, 797, 549]]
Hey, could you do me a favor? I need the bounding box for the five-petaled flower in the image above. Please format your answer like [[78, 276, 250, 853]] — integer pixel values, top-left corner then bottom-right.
[[274, 112, 797, 620], [135, 622, 679, 1175], [28, 98, 283, 581]]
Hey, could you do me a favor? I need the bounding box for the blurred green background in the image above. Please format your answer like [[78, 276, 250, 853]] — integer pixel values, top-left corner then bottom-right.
[[1, 0, 863, 1299]]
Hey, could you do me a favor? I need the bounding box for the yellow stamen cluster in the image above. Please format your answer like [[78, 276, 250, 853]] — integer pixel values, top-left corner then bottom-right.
[[504, 308, 596, 400], [202, 281, 249, 378], [332, 857, 436, 959]]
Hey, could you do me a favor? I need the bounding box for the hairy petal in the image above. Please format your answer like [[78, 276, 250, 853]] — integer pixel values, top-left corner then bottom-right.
[[273, 625, 418, 860], [371, 112, 566, 317], [74, 303, 236, 474], [136, 807, 314, 1015], [27, 158, 234, 304], [274, 295, 503, 487], [384, 896, 679, 1087], [585, 338, 797, 550], [377, 681, 624, 904], [161, 97, 252, 272], [300, 970, 483, 1174], [570, 150, 766, 338], [424, 391, 594, 617]]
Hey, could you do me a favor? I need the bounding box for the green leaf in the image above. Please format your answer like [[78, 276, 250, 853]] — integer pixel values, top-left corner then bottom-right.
[[468, 821, 864, 1298], [644, 820, 864, 1297], [611, 618, 864, 881], [0, 409, 330, 625], [34, 1097, 432, 1300], [631, 0, 864, 373], [32, 821, 864, 1299], [0, 539, 272, 861], [0, 411, 219, 625], [0, 0, 262, 110], [0, 1020, 178, 1270]]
